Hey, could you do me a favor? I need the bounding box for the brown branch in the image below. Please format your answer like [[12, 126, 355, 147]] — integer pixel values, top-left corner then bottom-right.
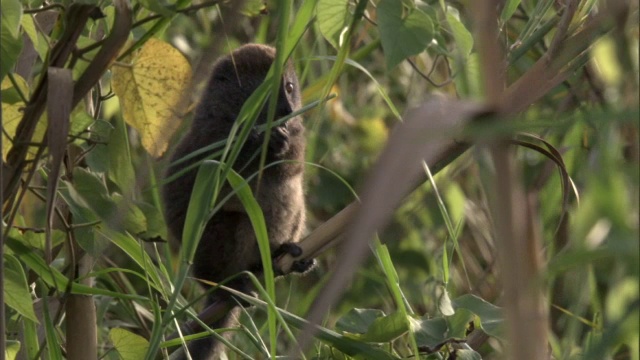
[[473, 0, 505, 108], [72, 0, 132, 107], [2, 3, 97, 208], [501, 12, 609, 114], [547, 0, 579, 58]]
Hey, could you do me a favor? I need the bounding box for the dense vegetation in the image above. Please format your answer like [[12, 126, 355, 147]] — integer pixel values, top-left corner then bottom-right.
[[1, 0, 638, 359]]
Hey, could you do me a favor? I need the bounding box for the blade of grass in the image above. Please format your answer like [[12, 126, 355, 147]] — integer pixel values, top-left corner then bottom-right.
[[372, 239, 419, 356], [223, 281, 400, 360], [422, 161, 470, 287], [42, 292, 63, 360]]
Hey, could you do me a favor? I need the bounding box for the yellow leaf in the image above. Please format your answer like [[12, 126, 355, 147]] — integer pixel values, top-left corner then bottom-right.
[[0, 74, 47, 161], [112, 38, 192, 158], [592, 36, 621, 86]]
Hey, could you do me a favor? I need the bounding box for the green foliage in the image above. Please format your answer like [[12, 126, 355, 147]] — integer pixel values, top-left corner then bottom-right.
[[0, 0, 23, 81], [378, 0, 434, 70], [1, 0, 638, 359], [317, 0, 351, 48], [3, 254, 38, 323], [109, 328, 150, 360]]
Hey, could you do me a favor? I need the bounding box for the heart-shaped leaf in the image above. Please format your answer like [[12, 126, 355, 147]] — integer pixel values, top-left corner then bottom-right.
[[378, 0, 433, 70], [317, 0, 351, 49]]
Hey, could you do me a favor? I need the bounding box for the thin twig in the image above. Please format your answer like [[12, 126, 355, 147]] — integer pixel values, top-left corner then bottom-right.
[[24, 3, 66, 14], [133, 0, 223, 29], [406, 57, 453, 88]]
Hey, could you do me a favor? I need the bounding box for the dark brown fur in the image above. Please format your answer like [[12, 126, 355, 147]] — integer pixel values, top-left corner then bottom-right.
[[163, 44, 309, 359]]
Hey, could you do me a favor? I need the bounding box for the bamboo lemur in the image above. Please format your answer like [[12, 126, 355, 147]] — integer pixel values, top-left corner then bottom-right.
[[163, 44, 313, 359]]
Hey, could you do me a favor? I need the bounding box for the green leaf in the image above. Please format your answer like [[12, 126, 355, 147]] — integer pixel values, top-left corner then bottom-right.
[[312, 56, 402, 120], [84, 119, 114, 173], [63, 168, 122, 230], [113, 193, 147, 235], [103, 228, 165, 292], [63, 168, 145, 234], [1, 0, 22, 38], [452, 294, 504, 339], [455, 349, 482, 360], [0, 0, 22, 81], [249, 300, 400, 360], [446, 12, 473, 58], [5, 340, 20, 360], [138, 0, 174, 17], [1, 75, 27, 104], [356, 312, 409, 343], [240, 0, 266, 16], [445, 307, 474, 338], [78, 225, 107, 258], [317, 0, 351, 49], [285, 0, 318, 57], [136, 201, 168, 240], [110, 328, 150, 360], [181, 160, 222, 261], [3, 254, 39, 323], [336, 308, 386, 334], [69, 106, 94, 145], [378, 0, 433, 70], [0, 25, 23, 82], [500, 0, 522, 22], [22, 229, 66, 251], [4, 235, 146, 301], [20, 15, 41, 59], [414, 316, 448, 348], [41, 294, 63, 360]]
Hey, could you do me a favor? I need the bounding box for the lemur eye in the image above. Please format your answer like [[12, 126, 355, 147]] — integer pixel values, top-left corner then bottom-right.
[[285, 81, 294, 94]]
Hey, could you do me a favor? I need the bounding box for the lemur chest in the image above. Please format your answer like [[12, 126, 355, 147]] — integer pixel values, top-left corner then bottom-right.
[[252, 174, 305, 242]]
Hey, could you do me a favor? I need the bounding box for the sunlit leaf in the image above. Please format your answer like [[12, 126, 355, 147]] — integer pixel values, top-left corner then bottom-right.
[[110, 328, 149, 360], [446, 11, 473, 59], [455, 349, 482, 360], [5, 340, 20, 360], [592, 36, 622, 86], [240, 0, 267, 16], [317, 0, 350, 48], [112, 38, 191, 157], [20, 15, 39, 56], [1, 75, 31, 160]]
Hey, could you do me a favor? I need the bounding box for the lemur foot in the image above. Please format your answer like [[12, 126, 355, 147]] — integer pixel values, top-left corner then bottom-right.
[[272, 242, 316, 275]]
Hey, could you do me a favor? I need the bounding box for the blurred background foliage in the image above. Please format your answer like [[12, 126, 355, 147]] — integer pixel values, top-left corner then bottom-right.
[[1, 0, 638, 359]]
